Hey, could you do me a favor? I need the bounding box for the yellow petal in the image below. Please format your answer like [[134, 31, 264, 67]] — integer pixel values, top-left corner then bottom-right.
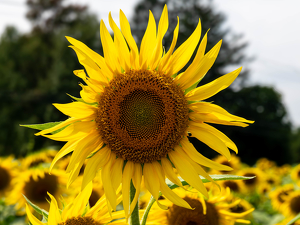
[[67, 135, 103, 188], [122, 161, 134, 217], [139, 11, 156, 69], [70, 182, 93, 218], [169, 148, 208, 198], [110, 158, 124, 191], [143, 163, 160, 201], [53, 102, 97, 119], [175, 146, 217, 187], [189, 121, 238, 153], [185, 67, 242, 101], [130, 163, 142, 215], [167, 19, 201, 75], [180, 137, 233, 171], [188, 125, 231, 160], [43, 121, 96, 142], [101, 154, 117, 210], [25, 204, 44, 225], [81, 146, 111, 189], [176, 36, 222, 90], [100, 20, 121, 74], [161, 157, 183, 187], [108, 12, 131, 71], [189, 111, 250, 127], [119, 10, 139, 69], [66, 130, 102, 173], [159, 17, 179, 74], [152, 161, 192, 209], [66, 36, 112, 81], [48, 193, 62, 224], [69, 45, 110, 82], [149, 5, 169, 69], [189, 102, 254, 125], [49, 139, 80, 172]]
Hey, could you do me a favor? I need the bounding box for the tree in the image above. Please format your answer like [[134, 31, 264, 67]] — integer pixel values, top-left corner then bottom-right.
[[0, 0, 102, 156]]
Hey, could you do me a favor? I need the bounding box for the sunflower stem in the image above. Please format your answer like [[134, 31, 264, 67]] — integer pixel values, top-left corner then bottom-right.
[[129, 180, 140, 225], [140, 196, 156, 225]]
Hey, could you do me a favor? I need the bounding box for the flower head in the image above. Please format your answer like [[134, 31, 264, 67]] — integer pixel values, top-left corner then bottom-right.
[[35, 5, 253, 218], [6, 167, 69, 214]]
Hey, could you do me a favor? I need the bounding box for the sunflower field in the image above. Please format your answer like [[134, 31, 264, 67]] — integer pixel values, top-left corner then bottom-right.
[[1, 151, 300, 224]]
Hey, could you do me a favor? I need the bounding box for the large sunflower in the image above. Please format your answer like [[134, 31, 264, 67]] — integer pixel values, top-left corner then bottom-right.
[[35, 5, 253, 217], [26, 182, 126, 225]]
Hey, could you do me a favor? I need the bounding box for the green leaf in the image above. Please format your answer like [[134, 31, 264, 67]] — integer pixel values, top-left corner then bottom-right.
[[168, 174, 255, 189], [20, 121, 63, 131], [287, 212, 300, 225], [23, 194, 49, 221]]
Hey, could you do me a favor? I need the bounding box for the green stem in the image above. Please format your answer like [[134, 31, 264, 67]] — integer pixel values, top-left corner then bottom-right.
[[140, 196, 157, 225], [129, 180, 140, 225]]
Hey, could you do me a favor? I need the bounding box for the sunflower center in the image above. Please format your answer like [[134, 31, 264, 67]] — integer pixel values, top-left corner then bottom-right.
[[167, 197, 219, 225], [0, 166, 10, 190], [290, 196, 300, 214], [89, 190, 101, 207], [223, 180, 239, 192], [59, 216, 102, 225], [96, 69, 189, 163], [24, 173, 58, 203]]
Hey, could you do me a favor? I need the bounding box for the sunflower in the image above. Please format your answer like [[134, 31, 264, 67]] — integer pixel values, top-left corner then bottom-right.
[[291, 164, 300, 185], [236, 167, 265, 194], [6, 167, 69, 214], [0, 156, 19, 198], [34, 5, 253, 217], [281, 190, 300, 218], [210, 154, 242, 174], [256, 158, 276, 171], [270, 184, 295, 212], [146, 187, 254, 225], [21, 149, 58, 169], [26, 181, 126, 225]]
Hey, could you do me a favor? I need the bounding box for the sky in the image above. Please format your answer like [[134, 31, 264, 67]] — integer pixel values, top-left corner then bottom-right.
[[0, 0, 300, 127]]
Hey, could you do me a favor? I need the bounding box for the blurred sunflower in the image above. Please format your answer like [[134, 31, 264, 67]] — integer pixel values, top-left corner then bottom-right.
[[6, 167, 69, 214], [237, 168, 265, 193], [270, 184, 295, 212], [281, 190, 300, 217], [26, 182, 126, 225], [21, 149, 57, 169], [291, 164, 300, 185], [146, 187, 254, 225], [256, 158, 276, 171], [34, 4, 253, 217], [0, 156, 19, 198], [210, 154, 242, 174], [219, 180, 242, 193]]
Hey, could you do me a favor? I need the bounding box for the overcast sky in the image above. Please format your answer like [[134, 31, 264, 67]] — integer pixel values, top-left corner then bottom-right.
[[1, 0, 300, 127]]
